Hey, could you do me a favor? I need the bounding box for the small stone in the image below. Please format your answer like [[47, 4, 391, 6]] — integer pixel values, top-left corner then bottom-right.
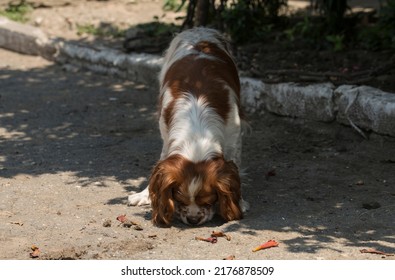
[[362, 201, 381, 210], [133, 225, 143, 231], [102, 219, 112, 227], [121, 221, 131, 228]]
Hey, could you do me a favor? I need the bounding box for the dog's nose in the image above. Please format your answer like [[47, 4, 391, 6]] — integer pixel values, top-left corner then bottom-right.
[[187, 216, 201, 225]]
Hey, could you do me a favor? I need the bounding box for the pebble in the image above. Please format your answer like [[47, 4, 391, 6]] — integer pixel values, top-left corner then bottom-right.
[[362, 201, 381, 210], [102, 219, 112, 227]]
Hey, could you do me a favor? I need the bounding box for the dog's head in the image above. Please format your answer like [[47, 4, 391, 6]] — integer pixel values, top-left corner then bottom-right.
[[149, 154, 242, 226]]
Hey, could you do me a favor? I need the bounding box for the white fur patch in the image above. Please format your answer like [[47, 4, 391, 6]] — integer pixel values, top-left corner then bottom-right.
[[188, 177, 202, 201], [166, 93, 224, 162]]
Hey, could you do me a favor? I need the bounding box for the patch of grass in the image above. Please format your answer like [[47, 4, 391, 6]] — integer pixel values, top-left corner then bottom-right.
[[163, 0, 184, 12], [284, 16, 315, 42], [134, 21, 180, 37], [76, 23, 126, 38], [326, 34, 345, 51], [0, 1, 32, 23]]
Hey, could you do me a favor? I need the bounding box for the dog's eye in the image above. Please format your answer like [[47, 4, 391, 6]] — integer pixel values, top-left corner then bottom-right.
[[173, 190, 190, 205], [172, 189, 180, 195], [196, 193, 217, 207], [174, 190, 184, 198]]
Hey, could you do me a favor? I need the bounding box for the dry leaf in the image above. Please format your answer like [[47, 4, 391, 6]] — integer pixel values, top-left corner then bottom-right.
[[195, 236, 218, 243], [360, 249, 394, 257], [30, 245, 41, 258], [252, 240, 279, 252], [116, 214, 127, 223], [211, 231, 231, 241], [223, 255, 236, 260], [117, 214, 139, 228]]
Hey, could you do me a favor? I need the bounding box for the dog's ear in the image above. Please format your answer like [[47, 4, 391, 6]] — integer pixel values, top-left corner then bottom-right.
[[211, 158, 243, 221], [148, 155, 183, 226]]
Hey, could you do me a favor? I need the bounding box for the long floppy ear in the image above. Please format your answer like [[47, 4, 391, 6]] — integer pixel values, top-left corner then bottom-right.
[[214, 159, 243, 221], [148, 156, 180, 226]]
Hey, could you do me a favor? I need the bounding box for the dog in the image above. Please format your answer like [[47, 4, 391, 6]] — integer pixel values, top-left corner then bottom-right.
[[128, 27, 248, 226]]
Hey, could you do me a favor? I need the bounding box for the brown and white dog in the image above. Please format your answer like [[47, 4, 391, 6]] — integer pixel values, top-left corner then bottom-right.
[[128, 27, 248, 226]]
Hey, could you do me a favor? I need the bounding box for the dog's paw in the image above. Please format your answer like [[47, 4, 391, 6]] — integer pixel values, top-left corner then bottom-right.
[[127, 188, 151, 206]]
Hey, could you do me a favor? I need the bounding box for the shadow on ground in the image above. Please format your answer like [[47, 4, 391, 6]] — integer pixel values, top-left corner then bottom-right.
[[1, 52, 394, 258], [0, 61, 159, 189]]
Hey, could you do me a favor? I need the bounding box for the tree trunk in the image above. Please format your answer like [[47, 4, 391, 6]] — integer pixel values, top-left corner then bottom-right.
[[194, 0, 210, 26]]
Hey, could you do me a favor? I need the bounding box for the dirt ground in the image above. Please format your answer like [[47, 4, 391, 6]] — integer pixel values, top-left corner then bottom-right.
[[1, 47, 395, 260], [1, 0, 395, 260]]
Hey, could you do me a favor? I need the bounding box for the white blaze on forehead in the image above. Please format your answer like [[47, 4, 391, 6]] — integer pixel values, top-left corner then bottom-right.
[[186, 203, 201, 216], [188, 177, 202, 202]]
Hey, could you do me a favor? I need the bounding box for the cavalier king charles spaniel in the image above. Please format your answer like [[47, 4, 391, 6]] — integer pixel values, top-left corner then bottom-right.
[[128, 27, 248, 226]]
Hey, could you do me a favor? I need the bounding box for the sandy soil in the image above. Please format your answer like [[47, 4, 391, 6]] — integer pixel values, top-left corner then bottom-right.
[[1, 0, 395, 260], [26, 0, 184, 45], [1, 47, 394, 260]]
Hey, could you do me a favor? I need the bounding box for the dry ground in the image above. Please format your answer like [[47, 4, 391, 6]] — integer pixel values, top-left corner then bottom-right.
[[1, 0, 394, 260], [1, 47, 394, 259]]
